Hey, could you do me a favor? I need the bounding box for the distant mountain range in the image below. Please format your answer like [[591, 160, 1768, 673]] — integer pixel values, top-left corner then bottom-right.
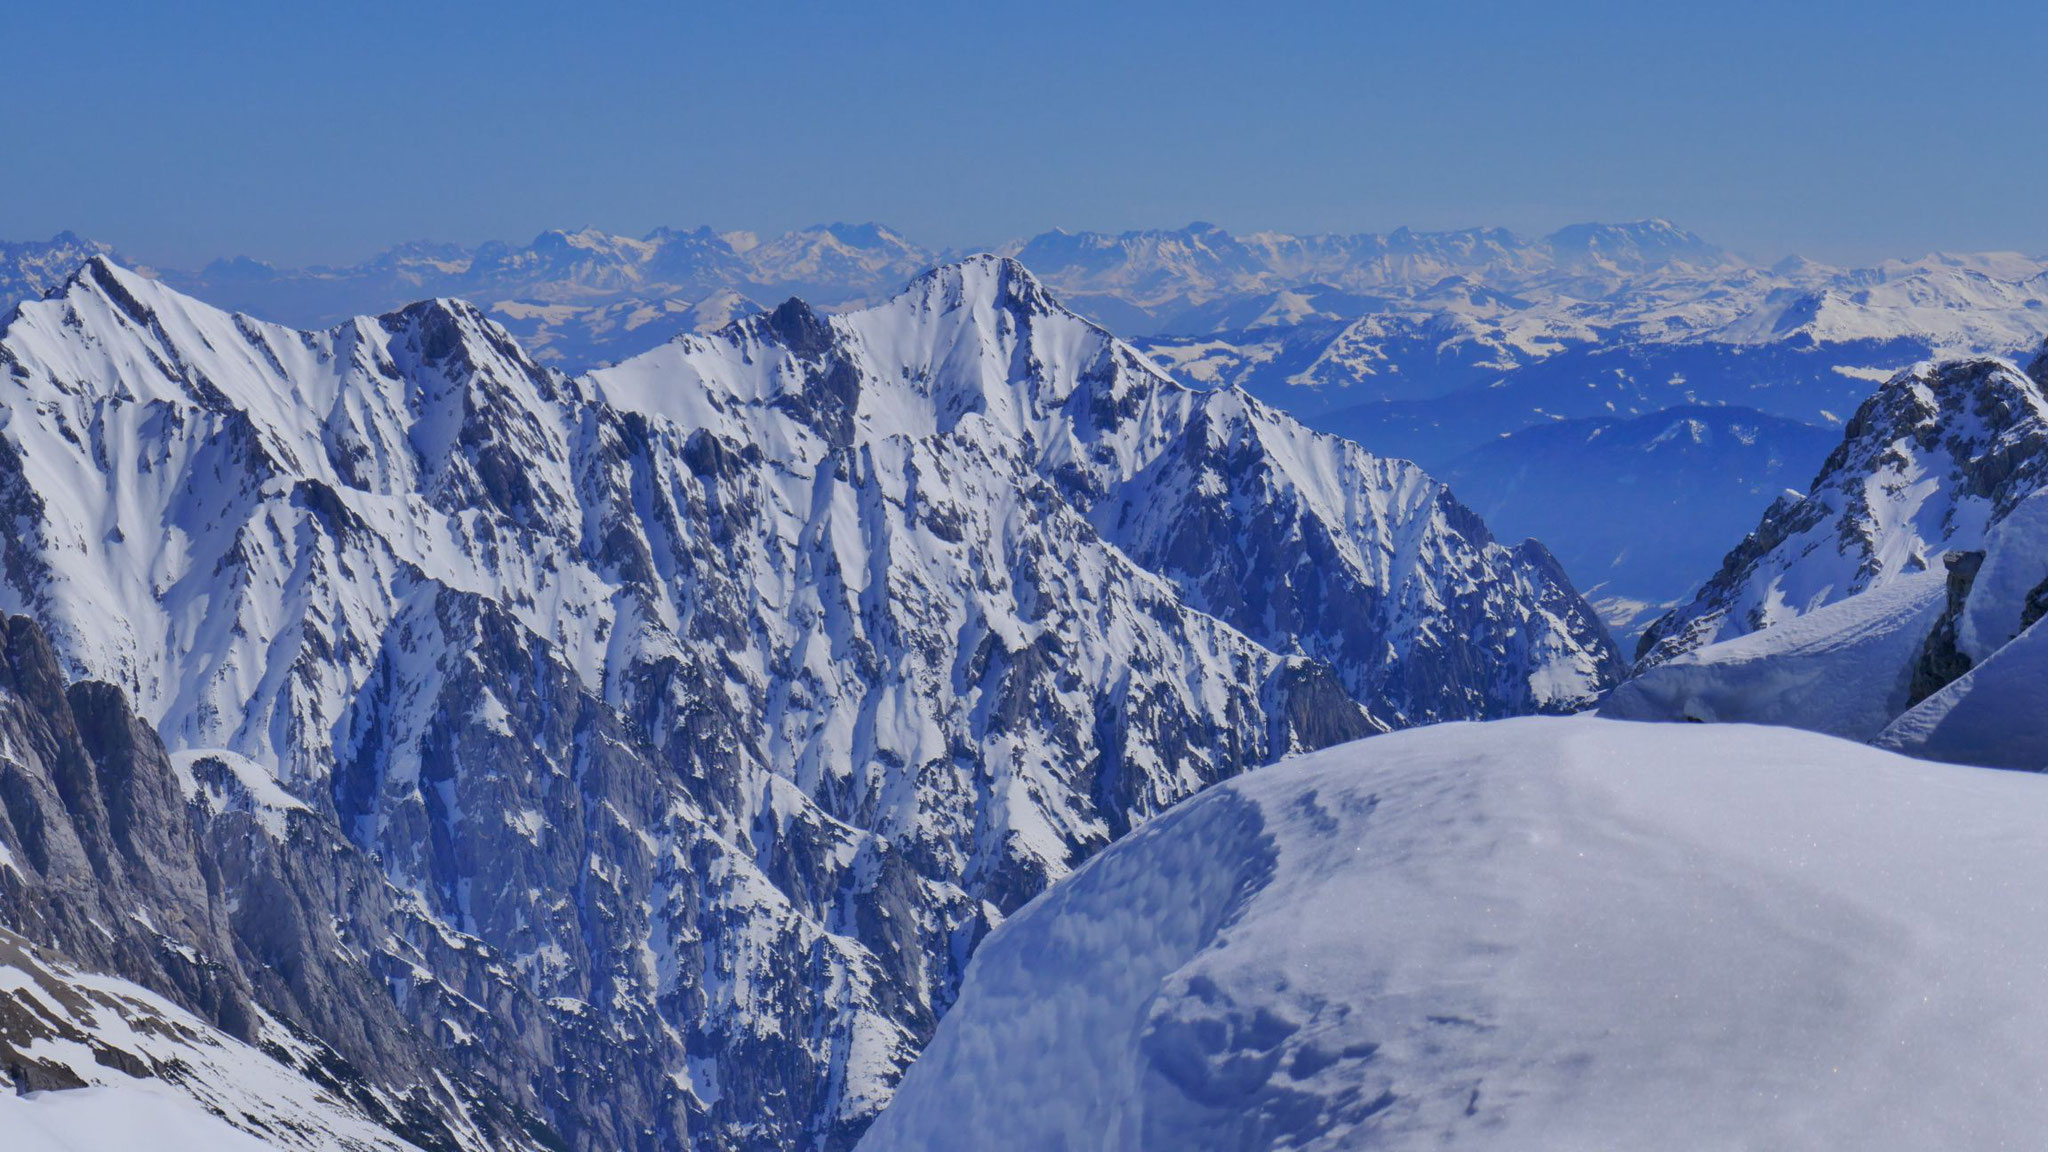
[[6, 222, 2044, 618], [1440, 405, 1841, 636], [8, 220, 2041, 376], [0, 220, 1742, 338]]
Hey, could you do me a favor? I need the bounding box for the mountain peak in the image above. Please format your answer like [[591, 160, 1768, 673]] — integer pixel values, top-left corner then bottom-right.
[[758, 295, 836, 357], [899, 254, 1062, 317], [813, 221, 911, 248], [71, 251, 137, 285], [53, 254, 167, 324]]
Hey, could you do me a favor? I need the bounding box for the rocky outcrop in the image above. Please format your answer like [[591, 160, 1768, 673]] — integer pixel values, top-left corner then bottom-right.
[[0, 614, 553, 1150], [1908, 550, 1986, 706]]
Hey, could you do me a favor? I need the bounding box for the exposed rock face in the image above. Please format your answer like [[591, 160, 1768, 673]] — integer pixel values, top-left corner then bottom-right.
[[0, 255, 1621, 1148], [0, 615, 554, 1150], [1908, 549, 1986, 706]]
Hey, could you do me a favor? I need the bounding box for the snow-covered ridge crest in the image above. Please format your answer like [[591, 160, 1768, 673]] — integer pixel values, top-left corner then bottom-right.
[[0, 252, 1619, 1146], [0, 256, 602, 785]]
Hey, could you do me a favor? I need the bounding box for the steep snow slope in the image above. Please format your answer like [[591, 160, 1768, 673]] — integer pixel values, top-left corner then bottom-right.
[[861, 717, 2048, 1152], [0, 928, 423, 1152], [0, 255, 1616, 1148], [1601, 571, 1947, 739], [1, 1086, 281, 1152]]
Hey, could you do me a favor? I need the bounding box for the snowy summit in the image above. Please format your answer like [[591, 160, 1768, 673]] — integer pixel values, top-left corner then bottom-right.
[[863, 717, 2048, 1152]]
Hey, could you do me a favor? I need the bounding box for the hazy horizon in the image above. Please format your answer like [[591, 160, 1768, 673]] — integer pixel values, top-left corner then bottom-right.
[[11, 0, 2047, 269], [19, 215, 2048, 277]]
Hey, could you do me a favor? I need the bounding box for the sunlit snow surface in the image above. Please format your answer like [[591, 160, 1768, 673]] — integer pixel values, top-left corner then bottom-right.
[[1602, 571, 1947, 739], [861, 717, 2048, 1152], [0, 1086, 281, 1152], [1879, 614, 2048, 769]]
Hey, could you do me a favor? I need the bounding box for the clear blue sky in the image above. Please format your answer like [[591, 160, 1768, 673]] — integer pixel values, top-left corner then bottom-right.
[[10, 0, 2045, 266]]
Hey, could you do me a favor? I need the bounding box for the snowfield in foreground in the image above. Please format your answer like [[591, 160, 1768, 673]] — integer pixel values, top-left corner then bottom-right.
[[859, 717, 2048, 1152]]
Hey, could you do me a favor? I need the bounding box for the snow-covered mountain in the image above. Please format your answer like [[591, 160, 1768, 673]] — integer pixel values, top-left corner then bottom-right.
[[164, 223, 931, 326], [139, 224, 935, 377], [1634, 351, 2048, 665], [859, 717, 2048, 1151], [1608, 346, 2048, 762], [1134, 245, 2048, 464], [0, 254, 1618, 1148], [1007, 219, 1734, 326], [487, 288, 765, 369]]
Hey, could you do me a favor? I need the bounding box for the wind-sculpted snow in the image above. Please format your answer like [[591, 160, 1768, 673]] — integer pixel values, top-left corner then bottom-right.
[[861, 717, 2048, 1152], [0, 255, 1617, 1147]]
